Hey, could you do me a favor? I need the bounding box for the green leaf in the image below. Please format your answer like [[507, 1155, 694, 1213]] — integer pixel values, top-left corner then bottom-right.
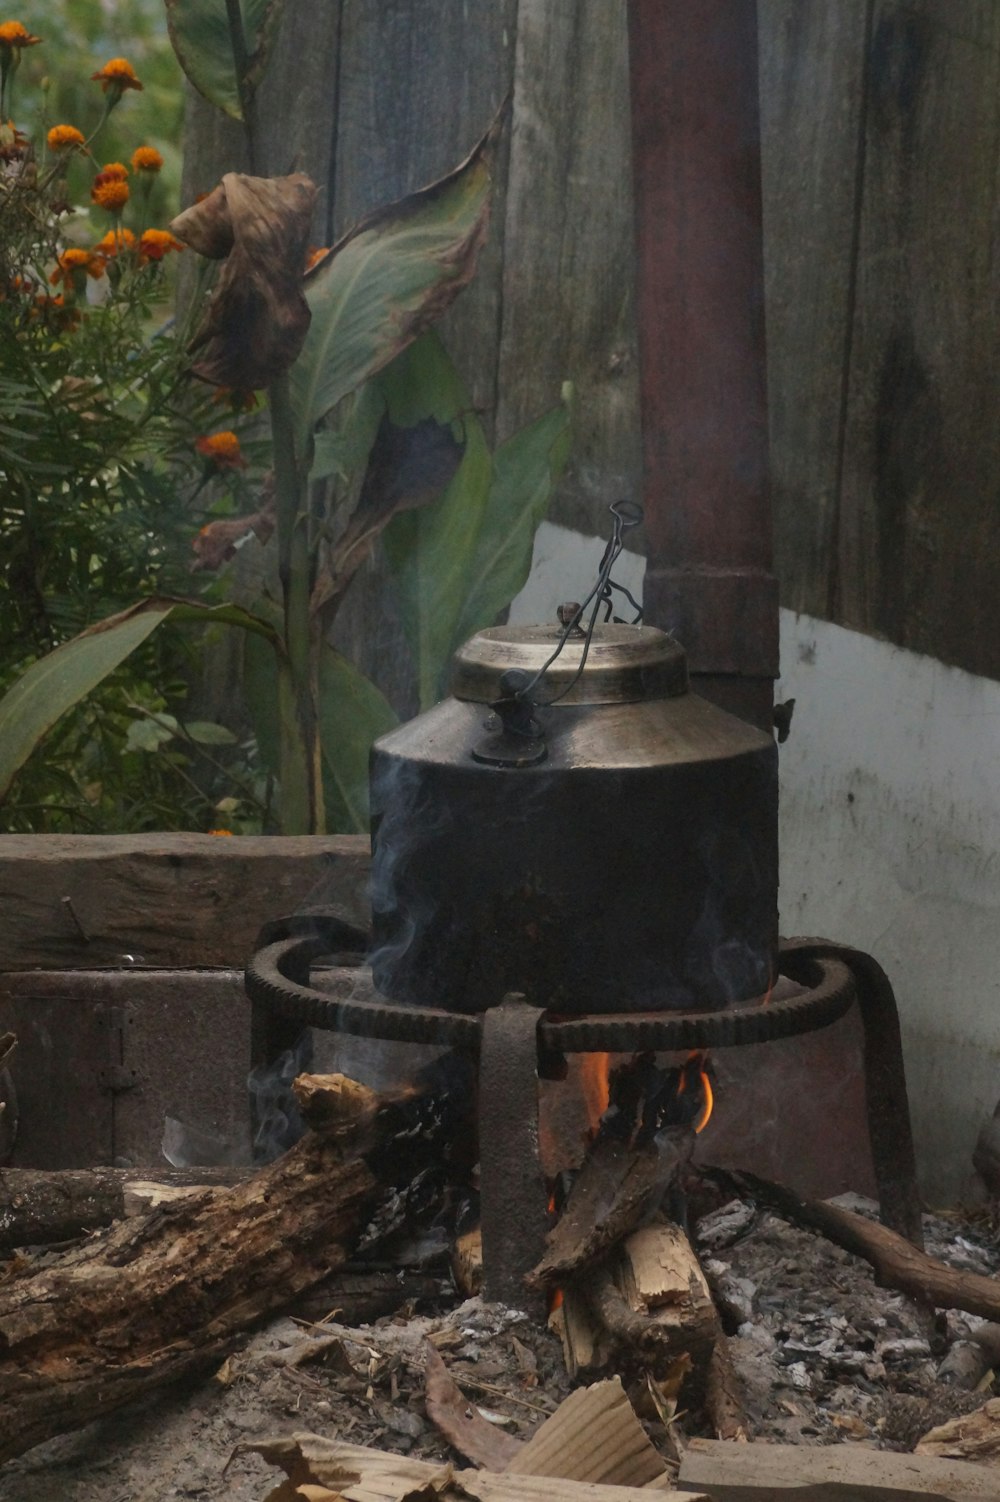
[[290, 118, 497, 450], [184, 720, 239, 745], [316, 646, 398, 834], [0, 598, 280, 804], [309, 384, 386, 485], [379, 335, 492, 709], [165, 0, 285, 119], [451, 387, 573, 649]]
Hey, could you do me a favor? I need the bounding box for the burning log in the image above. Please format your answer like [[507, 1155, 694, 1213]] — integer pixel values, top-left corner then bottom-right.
[[529, 1051, 709, 1292], [0, 1073, 454, 1468]]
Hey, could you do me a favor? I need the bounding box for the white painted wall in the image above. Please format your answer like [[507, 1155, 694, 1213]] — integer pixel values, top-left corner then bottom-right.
[[512, 522, 1000, 1204]]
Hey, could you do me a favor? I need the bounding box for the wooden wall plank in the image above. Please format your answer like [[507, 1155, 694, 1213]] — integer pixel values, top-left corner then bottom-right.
[[179, 0, 1000, 694], [757, 0, 871, 620], [329, 0, 518, 713], [837, 2, 1000, 673], [497, 0, 640, 545], [0, 835, 370, 969]]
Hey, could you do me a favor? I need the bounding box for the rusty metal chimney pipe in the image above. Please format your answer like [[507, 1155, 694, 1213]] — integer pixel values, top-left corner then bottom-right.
[[628, 0, 778, 733]]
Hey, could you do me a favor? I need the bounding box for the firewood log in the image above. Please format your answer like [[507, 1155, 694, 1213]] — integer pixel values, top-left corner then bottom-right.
[[0, 1074, 443, 1469]]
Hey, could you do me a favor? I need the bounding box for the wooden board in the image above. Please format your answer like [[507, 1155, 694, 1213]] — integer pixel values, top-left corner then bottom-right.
[[179, 2, 1000, 691], [678, 1435, 1000, 1500], [757, 0, 871, 620], [835, 2, 1000, 675], [496, 0, 641, 545], [0, 833, 370, 969]]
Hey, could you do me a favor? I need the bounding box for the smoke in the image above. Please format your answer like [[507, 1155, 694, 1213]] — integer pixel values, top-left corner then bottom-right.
[[247, 1029, 312, 1163]]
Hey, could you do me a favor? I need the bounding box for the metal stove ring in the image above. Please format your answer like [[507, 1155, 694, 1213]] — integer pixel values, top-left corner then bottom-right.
[[245, 934, 855, 1054]]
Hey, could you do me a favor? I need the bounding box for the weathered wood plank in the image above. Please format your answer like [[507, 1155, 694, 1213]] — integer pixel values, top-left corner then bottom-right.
[[0, 834, 370, 969], [678, 1435, 1000, 1499], [836, 3, 1000, 674], [757, 0, 871, 620], [329, 0, 516, 714], [497, 0, 640, 543]]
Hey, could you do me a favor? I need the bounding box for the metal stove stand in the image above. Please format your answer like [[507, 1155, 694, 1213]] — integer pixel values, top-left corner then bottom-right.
[[246, 917, 922, 1307]]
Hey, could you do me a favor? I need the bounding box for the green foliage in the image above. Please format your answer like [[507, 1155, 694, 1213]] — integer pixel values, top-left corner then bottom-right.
[[292, 124, 495, 452], [379, 335, 572, 709], [165, 0, 284, 121], [0, 3, 572, 837]]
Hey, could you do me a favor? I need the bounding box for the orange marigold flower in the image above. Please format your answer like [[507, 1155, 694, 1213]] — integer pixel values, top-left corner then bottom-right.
[[131, 144, 162, 173], [304, 245, 329, 271], [0, 20, 41, 49], [138, 228, 184, 264], [47, 123, 84, 151], [95, 227, 135, 256], [207, 828, 234, 836], [91, 175, 129, 212], [91, 57, 141, 93], [98, 161, 129, 180], [49, 247, 105, 285], [195, 430, 246, 470]]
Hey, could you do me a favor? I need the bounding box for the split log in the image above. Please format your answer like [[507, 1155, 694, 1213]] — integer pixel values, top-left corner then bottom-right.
[[0, 1164, 253, 1251], [678, 1436, 1000, 1500], [918, 1396, 1000, 1462], [527, 1126, 693, 1289], [705, 1165, 1000, 1325], [0, 1074, 427, 1468]]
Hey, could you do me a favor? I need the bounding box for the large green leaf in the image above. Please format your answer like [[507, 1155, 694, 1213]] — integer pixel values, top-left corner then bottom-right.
[[379, 336, 492, 709], [165, 0, 284, 119], [244, 635, 396, 833], [0, 598, 280, 804], [451, 387, 573, 649], [289, 120, 497, 451], [317, 647, 398, 833]]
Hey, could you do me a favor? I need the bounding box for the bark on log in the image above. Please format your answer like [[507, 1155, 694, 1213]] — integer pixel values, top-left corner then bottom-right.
[[528, 1127, 693, 1290], [0, 1079, 391, 1467], [0, 1165, 253, 1251], [705, 1166, 1000, 1324]]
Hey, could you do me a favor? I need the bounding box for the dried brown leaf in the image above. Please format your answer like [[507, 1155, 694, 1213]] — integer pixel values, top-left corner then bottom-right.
[[172, 172, 317, 388]]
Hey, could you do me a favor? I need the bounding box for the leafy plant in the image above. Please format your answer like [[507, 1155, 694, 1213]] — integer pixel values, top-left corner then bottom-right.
[[0, 2, 571, 835]]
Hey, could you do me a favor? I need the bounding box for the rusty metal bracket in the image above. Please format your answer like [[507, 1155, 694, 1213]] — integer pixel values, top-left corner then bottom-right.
[[97, 1005, 139, 1096], [479, 994, 549, 1313]]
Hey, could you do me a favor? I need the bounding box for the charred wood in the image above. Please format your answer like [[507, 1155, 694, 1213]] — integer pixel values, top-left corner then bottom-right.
[[0, 1074, 447, 1469], [528, 1127, 693, 1290], [0, 1165, 252, 1252]]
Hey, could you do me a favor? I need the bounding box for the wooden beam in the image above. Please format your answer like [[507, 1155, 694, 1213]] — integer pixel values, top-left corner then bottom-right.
[[0, 833, 370, 969], [678, 1435, 1000, 1499]]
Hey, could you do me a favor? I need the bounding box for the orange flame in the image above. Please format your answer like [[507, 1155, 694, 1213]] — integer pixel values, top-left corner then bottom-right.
[[678, 1050, 714, 1134], [578, 1052, 610, 1133]]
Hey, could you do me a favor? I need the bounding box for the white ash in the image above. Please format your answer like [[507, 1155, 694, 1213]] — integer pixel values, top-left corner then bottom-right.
[[694, 1198, 1000, 1447]]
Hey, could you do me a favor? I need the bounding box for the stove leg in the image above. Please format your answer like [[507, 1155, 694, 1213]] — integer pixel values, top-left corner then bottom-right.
[[479, 993, 549, 1314], [783, 938, 923, 1248]]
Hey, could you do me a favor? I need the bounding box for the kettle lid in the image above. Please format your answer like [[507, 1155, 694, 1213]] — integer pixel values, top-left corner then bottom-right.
[[451, 622, 688, 706]]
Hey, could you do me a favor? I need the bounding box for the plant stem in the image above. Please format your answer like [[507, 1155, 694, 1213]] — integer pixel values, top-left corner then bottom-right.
[[270, 372, 322, 834], [224, 0, 260, 173]]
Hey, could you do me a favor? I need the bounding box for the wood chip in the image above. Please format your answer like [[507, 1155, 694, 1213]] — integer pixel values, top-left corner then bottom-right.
[[505, 1377, 666, 1487], [424, 1341, 523, 1471]]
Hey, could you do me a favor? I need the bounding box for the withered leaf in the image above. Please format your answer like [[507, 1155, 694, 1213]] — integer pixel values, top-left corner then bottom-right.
[[171, 172, 317, 389], [311, 413, 465, 624]]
